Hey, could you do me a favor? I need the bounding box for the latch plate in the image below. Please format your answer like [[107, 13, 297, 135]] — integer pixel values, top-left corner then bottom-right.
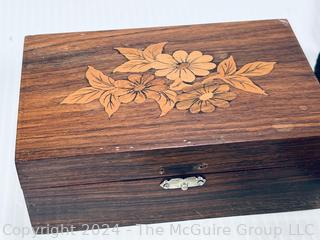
[[160, 176, 206, 191]]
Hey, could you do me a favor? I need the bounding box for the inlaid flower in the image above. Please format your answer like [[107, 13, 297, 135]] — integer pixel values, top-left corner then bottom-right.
[[176, 82, 237, 113], [115, 73, 167, 104], [62, 42, 276, 119], [153, 50, 216, 90]]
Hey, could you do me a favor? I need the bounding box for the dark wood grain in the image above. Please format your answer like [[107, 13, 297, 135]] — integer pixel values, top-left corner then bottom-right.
[[16, 137, 320, 189], [16, 19, 320, 161], [26, 164, 320, 233], [15, 19, 320, 233]]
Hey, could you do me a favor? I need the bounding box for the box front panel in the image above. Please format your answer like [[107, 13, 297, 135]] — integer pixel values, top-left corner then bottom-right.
[[25, 165, 320, 233], [17, 137, 320, 189]]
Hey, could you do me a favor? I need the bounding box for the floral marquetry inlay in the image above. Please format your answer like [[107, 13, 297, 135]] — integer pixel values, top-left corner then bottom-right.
[[61, 42, 276, 118]]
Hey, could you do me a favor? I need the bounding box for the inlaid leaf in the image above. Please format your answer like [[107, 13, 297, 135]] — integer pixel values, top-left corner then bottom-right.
[[201, 73, 222, 84], [113, 60, 153, 73], [222, 75, 267, 95], [143, 42, 167, 62], [86, 66, 115, 90], [61, 87, 102, 104], [151, 89, 177, 116], [114, 42, 167, 73], [114, 48, 144, 60], [236, 61, 276, 76], [217, 56, 237, 76], [99, 91, 121, 118]]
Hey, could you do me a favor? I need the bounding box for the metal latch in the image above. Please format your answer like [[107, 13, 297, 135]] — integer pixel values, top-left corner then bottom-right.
[[160, 176, 206, 191]]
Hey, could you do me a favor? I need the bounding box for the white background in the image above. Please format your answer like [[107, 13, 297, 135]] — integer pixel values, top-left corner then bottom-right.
[[0, 0, 320, 239]]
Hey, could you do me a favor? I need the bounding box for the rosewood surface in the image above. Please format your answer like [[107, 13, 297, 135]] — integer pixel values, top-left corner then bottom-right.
[[16, 19, 320, 233]]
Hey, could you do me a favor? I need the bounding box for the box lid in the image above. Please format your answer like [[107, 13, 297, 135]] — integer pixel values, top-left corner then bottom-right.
[[16, 20, 320, 189]]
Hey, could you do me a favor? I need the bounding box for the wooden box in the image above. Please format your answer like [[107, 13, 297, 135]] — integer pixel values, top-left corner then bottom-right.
[[16, 19, 320, 233]]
